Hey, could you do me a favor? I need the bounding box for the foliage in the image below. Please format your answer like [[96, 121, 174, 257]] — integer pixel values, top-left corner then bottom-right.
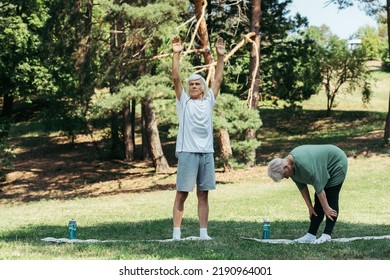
[[258, 1, 323, 106], [381, 47, 390, 72], [0, 118, 14, 180], [214, 94, 262, 165], [326, 0, 386, 16], [90, 74, 173, 120], [202, 0, 319, 105], [1, 0, 386, 167], [304, 26, 373, 112], [0, 0, 55, 105], [355, 25, 384, 60], [261, 36, 322, 106], [1, 68, 389, 260], [39, 1, 100, 138]]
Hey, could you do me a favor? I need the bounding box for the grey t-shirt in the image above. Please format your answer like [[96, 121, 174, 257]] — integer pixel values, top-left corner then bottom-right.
[[175, 89, 216, 156]]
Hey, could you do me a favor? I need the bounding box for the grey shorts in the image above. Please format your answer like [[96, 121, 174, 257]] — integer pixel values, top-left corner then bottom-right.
[[176, 152, 216, 192]]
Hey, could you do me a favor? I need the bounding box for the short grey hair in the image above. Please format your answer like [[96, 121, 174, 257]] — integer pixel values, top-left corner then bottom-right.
[[267, 158, 287, 182], [186, 74, 209, 97]]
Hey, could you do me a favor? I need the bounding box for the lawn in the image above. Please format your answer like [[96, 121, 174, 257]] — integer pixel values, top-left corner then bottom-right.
[[0, 70, 389, 261]]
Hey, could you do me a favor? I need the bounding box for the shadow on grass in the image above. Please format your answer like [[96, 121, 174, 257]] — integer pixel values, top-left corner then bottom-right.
[[1, 219, 389, 260], [256, 108, 389, 163], [2, 109, 389, 204]]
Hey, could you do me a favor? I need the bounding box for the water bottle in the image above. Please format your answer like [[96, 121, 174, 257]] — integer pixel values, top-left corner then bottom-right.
[[262, 219, 270, 239], [68, 219, 77, 239]]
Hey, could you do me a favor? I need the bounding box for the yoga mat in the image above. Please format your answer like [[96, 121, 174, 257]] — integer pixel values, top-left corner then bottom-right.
[[242, 235, 390, 244], [41, 236, 211, 243]]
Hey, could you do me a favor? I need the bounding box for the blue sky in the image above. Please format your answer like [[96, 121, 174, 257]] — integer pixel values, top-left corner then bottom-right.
[[288, 0, 384, 39]]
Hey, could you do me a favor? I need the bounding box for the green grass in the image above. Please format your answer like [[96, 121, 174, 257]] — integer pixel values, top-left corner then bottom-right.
[[300, 70, 390, 112], [0, 70, 389, 260], [0, 154, 389, 260]]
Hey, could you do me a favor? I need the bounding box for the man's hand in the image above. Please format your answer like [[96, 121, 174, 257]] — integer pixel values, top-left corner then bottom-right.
[[172, 36, 183, 53], [215, 37, 225, 56]]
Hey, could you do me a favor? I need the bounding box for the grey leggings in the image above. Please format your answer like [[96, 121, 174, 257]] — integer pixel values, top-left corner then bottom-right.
[[308, 183, 343, 236]]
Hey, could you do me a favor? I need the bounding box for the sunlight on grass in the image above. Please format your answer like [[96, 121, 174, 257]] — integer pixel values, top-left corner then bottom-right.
[[1, 69, 389, 260], [0, 156, 389, 260], [300, 71, 390, 112]]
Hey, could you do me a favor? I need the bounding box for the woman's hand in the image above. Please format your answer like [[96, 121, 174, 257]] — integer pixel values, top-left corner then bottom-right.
[[308, 206, 318, 220], [323, 206, 338, 221]]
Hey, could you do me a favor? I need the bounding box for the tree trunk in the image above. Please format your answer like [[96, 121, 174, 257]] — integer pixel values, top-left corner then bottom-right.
[[218, 129, 233, 172], [195, 0, 233, 171], [123, 101, 134, 161], [116, 7, 135, 161], [109, 20, 120, 158], [142, 96, 170, 173], [194, 0, 213, 69], [2, 93, 13, 118], [384, 0, 390, 143], [387, 0, 390, 60], [73, 0, 102, 158], [141, 103, 151, 161], [245, 0, 261, 166], [131, 99, 136, 151], [384, 92, 390, 143]]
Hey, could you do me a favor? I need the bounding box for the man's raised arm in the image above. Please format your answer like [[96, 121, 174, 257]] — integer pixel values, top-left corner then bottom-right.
[[172, 36, 183, 100], [211, 37, 226, 98]]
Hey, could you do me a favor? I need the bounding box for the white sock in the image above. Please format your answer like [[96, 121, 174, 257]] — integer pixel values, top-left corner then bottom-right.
[[200, 228, 212, 240], [295, 233, 316, 243], [173, 227, 181, 240], [314, 233, 331, 244]]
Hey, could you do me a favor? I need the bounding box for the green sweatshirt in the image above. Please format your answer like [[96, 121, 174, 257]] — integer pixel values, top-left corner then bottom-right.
[[290, 144, 348, 194]]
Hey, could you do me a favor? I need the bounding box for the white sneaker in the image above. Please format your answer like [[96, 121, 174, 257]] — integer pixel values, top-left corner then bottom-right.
[[294, 233, 316, 244], [314, 233, 331, 244], [199, 228, 212, 240], [200, 235, 213, 240], [172, 227, 181, 240]]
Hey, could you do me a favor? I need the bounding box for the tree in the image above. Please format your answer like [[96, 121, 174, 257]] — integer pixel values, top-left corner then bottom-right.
[[40, 0, 103, 145], [355, 25, 383, 59], [320, 35, 372, 114], [214, 94, 262, 168], [95, 0, 186, 171], [193, 0, 234, 171], [385, 0, 390, 142], [259, 4, 323, 108], [245, 0, 261, 167], [326, 0, 390, 141], [385, 92, 390, 144], [0, 0, 54, 118]]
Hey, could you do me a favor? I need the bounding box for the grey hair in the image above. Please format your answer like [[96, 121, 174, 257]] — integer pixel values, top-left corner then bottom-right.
[[267, 158, 287, 182], [186, 74, 209, 97]]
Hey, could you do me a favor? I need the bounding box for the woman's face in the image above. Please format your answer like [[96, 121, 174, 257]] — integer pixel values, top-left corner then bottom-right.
[[283, 161, 294, 179], [188, 80, 203, 99]]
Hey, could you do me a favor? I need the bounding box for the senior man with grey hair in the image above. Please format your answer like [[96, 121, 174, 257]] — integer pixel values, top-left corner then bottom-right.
[[171, 35, 225, 240], [267, 144, 348, 244]]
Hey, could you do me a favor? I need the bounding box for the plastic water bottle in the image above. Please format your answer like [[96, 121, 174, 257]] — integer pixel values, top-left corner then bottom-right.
[[68, 219, 77, 239], [262, 219, 270, 239]]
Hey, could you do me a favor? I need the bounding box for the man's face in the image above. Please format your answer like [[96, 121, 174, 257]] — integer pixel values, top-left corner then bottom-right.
[[188, 80, 203, 99]]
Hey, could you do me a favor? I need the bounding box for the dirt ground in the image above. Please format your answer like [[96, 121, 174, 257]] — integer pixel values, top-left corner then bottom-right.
[[1, 123, 388, 205], [0, 134, 268, 205]]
